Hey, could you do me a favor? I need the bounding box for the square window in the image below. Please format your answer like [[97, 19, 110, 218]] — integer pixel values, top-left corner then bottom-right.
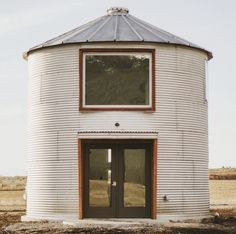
[[80, 49, 155, 110]]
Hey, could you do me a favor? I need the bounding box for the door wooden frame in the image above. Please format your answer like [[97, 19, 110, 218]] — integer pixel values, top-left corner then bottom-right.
[[78, 138, 158, 219]]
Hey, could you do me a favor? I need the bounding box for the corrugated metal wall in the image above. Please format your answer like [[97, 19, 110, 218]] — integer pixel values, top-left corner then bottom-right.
[[27, 43, 208, 220]]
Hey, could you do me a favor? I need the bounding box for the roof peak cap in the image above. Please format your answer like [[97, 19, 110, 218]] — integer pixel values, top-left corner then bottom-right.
[[107, 7, 129, 15]]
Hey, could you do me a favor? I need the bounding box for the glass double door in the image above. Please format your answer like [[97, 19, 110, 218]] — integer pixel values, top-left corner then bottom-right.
[[84, 142, 151, 218]]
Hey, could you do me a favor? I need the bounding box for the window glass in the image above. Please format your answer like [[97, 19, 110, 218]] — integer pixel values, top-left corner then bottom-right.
[[84, 53, 151, 106]]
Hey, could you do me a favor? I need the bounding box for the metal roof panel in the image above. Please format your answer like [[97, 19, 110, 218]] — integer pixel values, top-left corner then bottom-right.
[[25, 7, 212, 59]]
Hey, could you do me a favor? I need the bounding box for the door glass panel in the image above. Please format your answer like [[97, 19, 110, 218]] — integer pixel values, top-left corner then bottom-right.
[[89, 148, 112, 207], [124, 149, 146, 207]]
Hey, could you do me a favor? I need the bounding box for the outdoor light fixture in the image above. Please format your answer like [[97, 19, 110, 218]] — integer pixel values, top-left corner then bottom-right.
[[163, 195, 168, 201]]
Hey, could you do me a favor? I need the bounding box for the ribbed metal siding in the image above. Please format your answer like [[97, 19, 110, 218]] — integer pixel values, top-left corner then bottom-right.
[[27, 47, 80, 220], [27, 43, 208, 220], [155, 46, 208, 217]]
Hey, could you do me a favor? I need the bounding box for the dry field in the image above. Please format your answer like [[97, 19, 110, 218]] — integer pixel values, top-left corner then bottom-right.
[[210, 180, 236, 208], [0, 169, 235, 233], [0, 170, 236, 211], [0, 191, 25, 211], [0, 177, 26, 212], [210, 168, 236, 180], [209, 168, 236, 209]]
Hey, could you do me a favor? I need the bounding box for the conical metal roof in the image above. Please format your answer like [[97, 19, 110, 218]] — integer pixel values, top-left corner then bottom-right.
[[26, 7, 212, 59]]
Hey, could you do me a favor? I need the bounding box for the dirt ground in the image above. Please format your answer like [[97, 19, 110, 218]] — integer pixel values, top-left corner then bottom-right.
[[0, 209, 236, 234], [0, 212, 24, 231]]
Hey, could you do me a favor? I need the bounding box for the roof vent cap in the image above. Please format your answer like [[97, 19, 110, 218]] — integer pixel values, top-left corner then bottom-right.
[[107, 7, 129, 15]]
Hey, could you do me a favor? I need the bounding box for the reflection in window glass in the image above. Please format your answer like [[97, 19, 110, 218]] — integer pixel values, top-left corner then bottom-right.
[[89, 149, 112, 207], [124, 149, 146, 207], [85, 54, 150, 106]]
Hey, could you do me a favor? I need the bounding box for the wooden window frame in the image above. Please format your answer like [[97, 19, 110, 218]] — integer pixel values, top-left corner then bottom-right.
[[79, 48, 156, 111], [78, 139, 158, 219]]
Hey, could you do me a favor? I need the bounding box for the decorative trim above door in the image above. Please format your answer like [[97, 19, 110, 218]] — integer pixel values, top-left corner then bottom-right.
[[77, 131, 158, 139]]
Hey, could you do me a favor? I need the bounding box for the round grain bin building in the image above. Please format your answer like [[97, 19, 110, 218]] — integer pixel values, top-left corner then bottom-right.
[[24, 7, 213, 221]]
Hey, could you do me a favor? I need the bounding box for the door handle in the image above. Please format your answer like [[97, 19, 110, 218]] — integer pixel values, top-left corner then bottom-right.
[[112, 181, 117, 187]]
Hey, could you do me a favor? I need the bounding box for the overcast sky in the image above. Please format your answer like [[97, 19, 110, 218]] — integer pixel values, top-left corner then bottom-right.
[[0, 0, 235, 175]]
